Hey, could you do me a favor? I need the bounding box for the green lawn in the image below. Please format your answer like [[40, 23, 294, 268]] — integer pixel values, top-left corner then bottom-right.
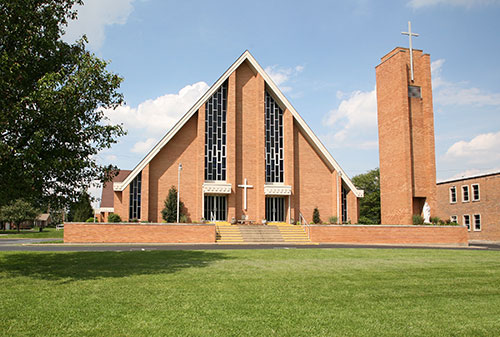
[[0, 227, 63, 239], [0, 248, 499, 336]]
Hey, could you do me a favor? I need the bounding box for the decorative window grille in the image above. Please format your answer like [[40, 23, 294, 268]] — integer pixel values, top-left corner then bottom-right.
[[265, 91, 284, 183], [472, 184, 480, 201], [473, 214, 481, 231], [342, 185, 348, 223], [449, 186, 457, 203], [265, 197, 285, 222], [129, 172, 142, 220], [463, 214, 471, 231], [205, 81, 227, 181], [204, 195, 227, 221], [462, 185, 469, 202]]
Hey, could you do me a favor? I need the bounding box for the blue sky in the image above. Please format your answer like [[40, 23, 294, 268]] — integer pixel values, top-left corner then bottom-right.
[[61, 0, 500, 204]]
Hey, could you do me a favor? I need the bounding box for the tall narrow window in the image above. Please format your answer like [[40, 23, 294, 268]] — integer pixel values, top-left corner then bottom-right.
[[463, 214, 470, 231], [205, 81, 227, 181], [473, 214, 481, 231], [462, 185, 469, 202], [129, 172, 142, 220], [265, 91, 284, 183], [341, 185, 348, 223], [472, 184, 480, 201], [449, 186, 457, 203]]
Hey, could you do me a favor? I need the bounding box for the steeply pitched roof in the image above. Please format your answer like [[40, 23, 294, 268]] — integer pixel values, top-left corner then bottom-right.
[[101, 170, 132, 208], [36, 213, 51, 222], [114, 51, 363, 197]]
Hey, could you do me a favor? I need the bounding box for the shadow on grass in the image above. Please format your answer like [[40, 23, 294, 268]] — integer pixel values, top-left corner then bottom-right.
[[0, 250, 232, 282]]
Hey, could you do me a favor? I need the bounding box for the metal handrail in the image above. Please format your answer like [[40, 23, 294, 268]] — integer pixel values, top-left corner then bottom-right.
[[299, 212, 310, 239]]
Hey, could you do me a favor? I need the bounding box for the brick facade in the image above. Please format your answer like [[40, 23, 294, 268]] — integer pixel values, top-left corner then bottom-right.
[[64, 223, 215, 243], [110, 55, 361, 224], [376, 47, 437, 225], [436, 172, 500, 243], [308, 225, 468, 246]]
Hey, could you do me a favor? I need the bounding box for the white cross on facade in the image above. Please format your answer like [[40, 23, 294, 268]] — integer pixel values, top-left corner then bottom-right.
[[402, 21, 419, 82], [237, 178, 253, 211]]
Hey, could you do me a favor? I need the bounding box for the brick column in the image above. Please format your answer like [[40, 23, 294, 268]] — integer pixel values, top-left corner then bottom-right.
[[141, 165, 149, 221], [226, 73, 237, 222]]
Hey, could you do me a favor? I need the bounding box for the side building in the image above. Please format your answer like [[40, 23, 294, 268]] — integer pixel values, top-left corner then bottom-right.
[[108, 51, 363, 224], [436, 172, 500, 242]]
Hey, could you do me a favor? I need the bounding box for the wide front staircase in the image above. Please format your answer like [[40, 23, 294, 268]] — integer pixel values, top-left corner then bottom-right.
[[216, 224, 311, 244]]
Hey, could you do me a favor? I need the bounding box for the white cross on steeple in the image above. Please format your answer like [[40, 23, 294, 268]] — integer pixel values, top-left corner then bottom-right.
[[402, 21, 419, 82], [237, 178, 253, 211]]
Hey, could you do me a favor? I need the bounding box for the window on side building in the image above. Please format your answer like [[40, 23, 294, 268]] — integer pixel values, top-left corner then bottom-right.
[[449, 186, 457, 203], [462, 185, 470, 202], [463, 214, 471, 231], [472, 184, 480, 201], [450, 215, 457, 223], [473, 214, 481, 231]]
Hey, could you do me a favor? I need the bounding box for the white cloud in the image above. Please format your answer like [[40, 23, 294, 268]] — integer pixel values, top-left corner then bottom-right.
[[431, 59, 500, 107], [87, 182, 103, 210], [444, 131, 500, 164], [323, 88, 377, 148], [62, 0, 135, 50], [106, 154, 118, 162], [131, 138, 157, 154], [408, 0, 500, 9], [104, 81, 210, 136], [264, 65, 304, 92]]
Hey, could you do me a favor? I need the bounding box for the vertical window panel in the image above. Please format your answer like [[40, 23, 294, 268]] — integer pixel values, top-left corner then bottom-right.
[[129, 172, 142, 220], [265, 91, 284, 183], [205, 81, 228, 181]]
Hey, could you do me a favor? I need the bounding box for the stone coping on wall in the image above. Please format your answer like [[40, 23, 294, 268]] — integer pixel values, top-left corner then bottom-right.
[[66, 222, 215, 226], [306, 224, 466, 228]]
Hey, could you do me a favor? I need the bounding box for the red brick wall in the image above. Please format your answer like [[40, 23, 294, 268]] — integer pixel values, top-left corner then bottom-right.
[[376, 47, 437, 225], [64, 223, 215, 243], [308, 225, 468, 245], [436, 173, 500, 242]]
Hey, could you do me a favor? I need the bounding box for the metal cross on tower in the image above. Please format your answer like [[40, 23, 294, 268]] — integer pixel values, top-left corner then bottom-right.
[[401, 21, 419, 82]]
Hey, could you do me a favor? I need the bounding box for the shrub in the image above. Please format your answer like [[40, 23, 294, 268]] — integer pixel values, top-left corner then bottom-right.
[[412, 214, 424, 225], [431, 217, 440, 225], [328, 216, 338, 224], [107, 213, 121, 223], [312, 207, 321, 224], [161, 186, 184, 223], [85, 217, 95, 223], [129, 218, 139, 223], [180, 215, 188, 223]]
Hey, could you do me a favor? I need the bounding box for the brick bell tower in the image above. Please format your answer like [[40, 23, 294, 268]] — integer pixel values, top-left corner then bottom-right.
[[375, 23, 437, 225]]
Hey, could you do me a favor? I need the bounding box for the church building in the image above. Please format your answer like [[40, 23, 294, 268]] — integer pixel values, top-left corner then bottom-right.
[[107, 51, 363, 224]]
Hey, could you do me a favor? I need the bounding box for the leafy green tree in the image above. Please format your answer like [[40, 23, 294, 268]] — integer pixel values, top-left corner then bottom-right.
[[162, 186, 184, 223], [68, 192, 94, 222], [0, 199, 40, 232], [312, 207, 321, 224], [352, 168, 381, 224], [0, 0, 125, 209]]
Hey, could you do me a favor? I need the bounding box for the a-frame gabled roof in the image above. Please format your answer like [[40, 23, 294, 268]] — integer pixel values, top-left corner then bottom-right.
[[114, 51, 363, 197]]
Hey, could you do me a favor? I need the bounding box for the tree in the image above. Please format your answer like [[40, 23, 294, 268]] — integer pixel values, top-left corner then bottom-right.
[[312, 207, 321, 224], [352, 168, 381, 224], [0, 0, 125, 209], [162, 186, 184, 223], [68, 192, 93, 222], [0, 199, 40, 232]]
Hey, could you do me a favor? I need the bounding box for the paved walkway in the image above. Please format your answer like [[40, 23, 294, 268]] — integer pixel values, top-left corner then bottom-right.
[[0, 239, 498, 252]]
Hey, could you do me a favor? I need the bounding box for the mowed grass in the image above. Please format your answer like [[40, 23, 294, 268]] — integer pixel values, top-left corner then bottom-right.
[[0, 249, 499, 336], [0, 227, 63, 239]]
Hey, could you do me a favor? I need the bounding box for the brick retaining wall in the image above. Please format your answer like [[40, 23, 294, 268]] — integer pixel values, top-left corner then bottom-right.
[[307, 225, 468, 246], [64, 223, 215, 243]]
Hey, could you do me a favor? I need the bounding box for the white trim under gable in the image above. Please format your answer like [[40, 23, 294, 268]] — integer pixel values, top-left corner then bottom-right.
[[114, 51, 363, 198]]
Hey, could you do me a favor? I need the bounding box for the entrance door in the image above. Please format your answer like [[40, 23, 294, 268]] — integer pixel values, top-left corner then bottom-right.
[[204, 195, 227, 222], [265, 196, 285, 222]]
